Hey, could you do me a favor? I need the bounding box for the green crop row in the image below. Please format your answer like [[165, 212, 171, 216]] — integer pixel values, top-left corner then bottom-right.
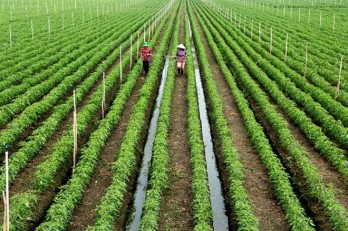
[[0, 12, 133, 98], [0, 22, 112, 105], [0, 18, 100, 83], [0, 11, 157, 196], [194, 2, 348, 229], [188, 2, 259, 230], [36, 7, 171, 231], [198, 3, 348, 179], [85, 2, 178, 230], [185, 10, 213, 231], [216, 0, 348, 60], [2, 10, 165, 231], [140, 20, 180, 230], [0, 11, 156, 155], [211, 1, 348, 91], [192, 2, 315, 229], [138, 10, 179, 230]]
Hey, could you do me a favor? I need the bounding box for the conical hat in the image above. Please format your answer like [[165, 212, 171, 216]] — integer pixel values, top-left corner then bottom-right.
[[177, 44, 186, 49]]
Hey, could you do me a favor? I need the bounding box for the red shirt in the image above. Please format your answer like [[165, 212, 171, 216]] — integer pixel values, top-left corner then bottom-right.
[[141, 47, 152, 61]]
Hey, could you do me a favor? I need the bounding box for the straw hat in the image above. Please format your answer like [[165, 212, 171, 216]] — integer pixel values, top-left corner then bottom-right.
[[143, 42, 149, 47], [177, 44, 186, 49]]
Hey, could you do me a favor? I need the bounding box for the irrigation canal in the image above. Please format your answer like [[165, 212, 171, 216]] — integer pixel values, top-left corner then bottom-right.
[[126, 24, 228, 229], [189, 22, 229, 231], [126, 58, 170, 231]]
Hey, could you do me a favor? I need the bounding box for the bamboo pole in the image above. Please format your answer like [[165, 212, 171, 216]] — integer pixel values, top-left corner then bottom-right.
[[120, 46, 122, 84], [243, 16, 246, 33], [258, 22, 261, 43], [251, 19, 253, 39], [4, 145, 9, 231], [137, 31, 140, 59], [31, 19, 34, 39], [48, 16, 51, 35], [102, 71, 106, 118], [73, 87, 77, 171], [130, 35, 133, 70], [284, 32, 288, 63], [333, 13, 335, 30], [335, 55, 344, 99], [319, 11, 322, 28], [308, 9, 311, 23], [9, 24, 12, 48], [304, 42, 308, 77], [3, 191, 7, 231], [270, 27, 273, 54]]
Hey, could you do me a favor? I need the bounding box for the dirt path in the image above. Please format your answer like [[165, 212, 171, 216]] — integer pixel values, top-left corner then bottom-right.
[[192, 6, 289, 231], [157, 7, 195, 230]]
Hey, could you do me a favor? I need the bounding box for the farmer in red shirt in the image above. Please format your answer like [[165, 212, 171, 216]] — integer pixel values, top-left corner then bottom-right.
[[140, 42, 152, 75]]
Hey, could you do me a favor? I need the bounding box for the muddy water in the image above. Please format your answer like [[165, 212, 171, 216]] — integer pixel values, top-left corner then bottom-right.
[[189, 22, 229, 231], [126, 58, 170, 231]]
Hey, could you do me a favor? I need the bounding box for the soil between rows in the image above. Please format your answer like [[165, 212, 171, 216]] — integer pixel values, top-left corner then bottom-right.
[[157, 5, 195, 230], [67, 76, 146, 230], [0, 34, 139, 229]]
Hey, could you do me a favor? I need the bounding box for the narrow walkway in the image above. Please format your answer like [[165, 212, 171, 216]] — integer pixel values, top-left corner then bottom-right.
[[157, 7, 194, 230]]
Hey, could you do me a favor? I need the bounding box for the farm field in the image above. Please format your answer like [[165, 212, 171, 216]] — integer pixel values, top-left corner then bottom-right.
[[0, 0, 347, 230]]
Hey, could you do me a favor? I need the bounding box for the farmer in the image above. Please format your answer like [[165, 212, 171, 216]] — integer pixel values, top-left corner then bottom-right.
[[176, 44, 187, 75], [140, 42, 152, 75]]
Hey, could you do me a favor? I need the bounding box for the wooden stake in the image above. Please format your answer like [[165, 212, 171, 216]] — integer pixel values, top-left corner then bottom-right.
[[333, 13, 335, 30], [4, 145, 9, 231], [243, 16, 246, 33], [102, 72, 106, 118], [130, 35, 133, 70], [251, 19, 253, 39], [48, 16, 51, 35], [120, 46, 122, 84], [319, 11, 322, 28], [73, 88, 77, 171], [299, 8, 301, 21], [137, 31, 140, 59], [239, 13, 241, 29], [62, 12, 64, 31], [31, 19, 34, 40], [3, 191, 7, 231], [258, 22, 261, 43], [335, 55, 344, 99], [143, 24, 145, 42], [148, 22, 150, 42], [284, 33, 288, 63], [270, 27, 273, 54], [9, 24, 12, 48], [308, 9, 311, 23], [304, 42, 308, 77]]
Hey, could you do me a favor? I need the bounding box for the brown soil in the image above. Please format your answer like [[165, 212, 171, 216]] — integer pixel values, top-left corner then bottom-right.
[[157, 7, 195, 231], [67, 16, 171, 230], [236, 67, 348, 230], [192, 7, 289, 231], [67, 77, 146, 231], [0, 37, 135, 230]]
